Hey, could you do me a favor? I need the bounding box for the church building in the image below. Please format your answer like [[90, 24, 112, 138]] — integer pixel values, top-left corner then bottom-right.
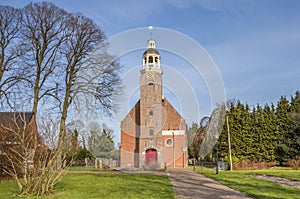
[[120, 37, 187, 169]]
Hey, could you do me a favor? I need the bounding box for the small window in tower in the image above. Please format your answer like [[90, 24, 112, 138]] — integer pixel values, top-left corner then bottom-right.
[[149, 129, 154, 136], [148, 82, 154, 86], [149, 109, 153, 116], [155, 57, 158, 64], [149, 56, 153, 63]]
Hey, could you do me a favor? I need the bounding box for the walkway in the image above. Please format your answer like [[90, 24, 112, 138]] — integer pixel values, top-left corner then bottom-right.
[[167, 168, 253, 199]]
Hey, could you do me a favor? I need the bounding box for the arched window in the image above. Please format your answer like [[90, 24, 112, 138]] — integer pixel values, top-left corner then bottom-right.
[[149, 56, 153, 63], [155, 57, 158, 64], [149, 129, 154, 136], [149, 109, 153, 116], [148, 82, 154, 86]]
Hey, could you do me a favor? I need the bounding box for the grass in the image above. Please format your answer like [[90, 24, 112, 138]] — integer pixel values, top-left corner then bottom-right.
[[197, 169, 300, 199], [0, 173, 175, 199]]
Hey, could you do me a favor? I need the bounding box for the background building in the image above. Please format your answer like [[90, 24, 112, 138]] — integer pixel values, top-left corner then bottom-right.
[[0, 112, 38, 176]]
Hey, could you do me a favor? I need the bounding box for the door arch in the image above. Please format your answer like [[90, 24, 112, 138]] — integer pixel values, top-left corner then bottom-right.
[[146, 149, 157, 165]]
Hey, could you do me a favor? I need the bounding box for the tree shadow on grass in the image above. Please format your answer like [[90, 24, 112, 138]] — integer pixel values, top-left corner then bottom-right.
[[212, 175, 300, 199]]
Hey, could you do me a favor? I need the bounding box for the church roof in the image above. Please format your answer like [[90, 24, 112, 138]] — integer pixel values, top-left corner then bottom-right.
[[0, 112, 34, 130], [121, 97, 186, 131], [143, 48, 160, 56]]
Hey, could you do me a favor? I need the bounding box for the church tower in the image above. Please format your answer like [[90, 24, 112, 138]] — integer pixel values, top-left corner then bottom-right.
[[139, 38, 165, 167], [140, 38, 163, 135]]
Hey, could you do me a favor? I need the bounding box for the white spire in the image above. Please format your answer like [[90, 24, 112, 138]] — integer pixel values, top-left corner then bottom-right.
[[142, 26, 161, 69], [148, 26, 153, 39], [147, 26, 155, 49]]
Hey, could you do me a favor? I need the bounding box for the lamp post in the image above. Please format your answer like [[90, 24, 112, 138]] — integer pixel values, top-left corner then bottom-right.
[[216, 141, 219, 175], [173, 131, 175, 168], [226, 116, 233, 171], [182, 146, 187, 168]]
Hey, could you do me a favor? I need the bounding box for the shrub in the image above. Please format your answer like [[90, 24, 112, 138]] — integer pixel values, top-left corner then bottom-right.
[[234, 160, 276, 170], [225, 155, 239, 170], [287, 156, 300, 170], [102, 165, 110, 171]]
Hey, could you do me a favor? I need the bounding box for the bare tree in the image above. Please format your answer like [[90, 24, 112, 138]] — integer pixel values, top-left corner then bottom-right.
[[199, 105, 226, 159], [0, 113, 38, 191], [20, 2, 68, 113], [0, 6, 24, 108], [188, 117, 209, 168], [57, 13, 122, 159], [38, 114, 60, 149], [0, 1, 122, 196], [0, 113, 75, 196]]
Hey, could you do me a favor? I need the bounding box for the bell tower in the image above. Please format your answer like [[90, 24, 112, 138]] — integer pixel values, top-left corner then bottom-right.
[[140, 37, 163, 134], [139, 32, 165, 167]]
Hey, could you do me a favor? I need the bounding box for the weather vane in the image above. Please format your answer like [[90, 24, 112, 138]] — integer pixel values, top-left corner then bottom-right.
[[148, 25, 153, 39]]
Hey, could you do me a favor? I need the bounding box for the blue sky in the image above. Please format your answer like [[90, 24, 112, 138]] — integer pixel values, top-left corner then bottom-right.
[[2, 0, 300, 143]]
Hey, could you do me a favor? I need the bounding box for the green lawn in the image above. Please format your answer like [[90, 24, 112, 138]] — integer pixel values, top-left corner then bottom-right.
[[197, 169, 300, 199], [0, 173, 175, 199]]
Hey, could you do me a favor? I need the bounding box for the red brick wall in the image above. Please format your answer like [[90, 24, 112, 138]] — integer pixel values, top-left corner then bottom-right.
[[120, 101, 140, 167], [120, 132, 136, 167], [163, 134, 187, 167], [162, 99, 186, 131], [162, 99, 187, 167], [120, 97, 187, 168]]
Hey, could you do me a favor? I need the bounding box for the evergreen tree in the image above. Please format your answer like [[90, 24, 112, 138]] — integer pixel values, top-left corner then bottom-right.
[[275, 96, 296, 165], [87, 123, 115, 159], [288, 92, 300, 158], [260, 104, 279, 161], [208, 91, 300, 165], [187, 122, 200, 160]]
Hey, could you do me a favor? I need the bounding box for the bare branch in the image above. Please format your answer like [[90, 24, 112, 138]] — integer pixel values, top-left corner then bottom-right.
[[20, 2, 69, 113], [57, 13, 122, 155], [0, 6, 23, 106], [0, 112, 75, 196]]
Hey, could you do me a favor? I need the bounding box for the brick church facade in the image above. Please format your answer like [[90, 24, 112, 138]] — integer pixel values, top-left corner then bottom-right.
[[120, 38, 187, 169]]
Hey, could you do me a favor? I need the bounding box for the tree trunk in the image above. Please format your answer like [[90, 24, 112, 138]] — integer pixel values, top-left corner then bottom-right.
[[32, 85, 39, 114], [57, 74, 73, 167], [32, 62, 41, 114], [0, 68, 4, 83], [0, 68, 3, 98]]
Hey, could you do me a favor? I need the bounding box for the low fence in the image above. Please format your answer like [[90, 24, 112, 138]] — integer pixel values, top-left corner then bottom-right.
[[73, 158, 119, 168], [188, 159, 227, 170]]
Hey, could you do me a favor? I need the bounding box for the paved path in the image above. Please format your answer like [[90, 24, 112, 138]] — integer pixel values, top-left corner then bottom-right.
[[167, 169, 253, 199]]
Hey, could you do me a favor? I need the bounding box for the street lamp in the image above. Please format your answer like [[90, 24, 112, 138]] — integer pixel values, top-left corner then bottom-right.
[[216, 141, 219, 175], [182, 146, 187, 168], [173, 132, 175, 168], [215, 133, 219, 175]]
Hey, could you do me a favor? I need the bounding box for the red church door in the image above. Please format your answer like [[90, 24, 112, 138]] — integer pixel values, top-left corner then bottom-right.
[[146, 149, 157, 165]]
